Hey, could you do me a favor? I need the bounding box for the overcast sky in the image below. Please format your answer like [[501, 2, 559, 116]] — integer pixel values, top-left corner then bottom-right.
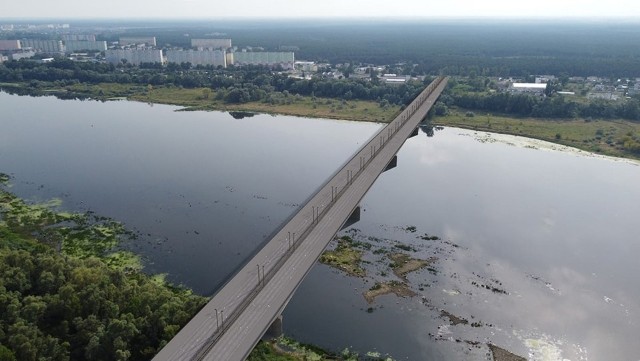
[[2, 0, 640, 19]]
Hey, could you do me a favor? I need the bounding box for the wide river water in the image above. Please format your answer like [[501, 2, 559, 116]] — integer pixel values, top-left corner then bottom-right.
[[1, 92, 639, 360]]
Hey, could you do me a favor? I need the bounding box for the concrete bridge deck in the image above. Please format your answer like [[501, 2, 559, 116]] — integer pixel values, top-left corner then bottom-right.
[[153, 76, 448, 361]]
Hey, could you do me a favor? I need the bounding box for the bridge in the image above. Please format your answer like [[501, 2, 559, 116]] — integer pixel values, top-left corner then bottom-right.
[[153, 76, 449, 361]]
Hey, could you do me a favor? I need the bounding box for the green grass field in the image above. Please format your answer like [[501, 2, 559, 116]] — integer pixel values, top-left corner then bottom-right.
[[433, 108, 640, 160], [128, 86, 400, 122]]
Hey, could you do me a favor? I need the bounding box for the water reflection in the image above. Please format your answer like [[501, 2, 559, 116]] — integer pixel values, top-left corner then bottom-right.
[[2, 91, 639, 360], [286, 127, 640, 360]]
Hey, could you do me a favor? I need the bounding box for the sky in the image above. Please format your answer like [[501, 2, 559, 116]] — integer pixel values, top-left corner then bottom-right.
[[2, 0, 640, 19]]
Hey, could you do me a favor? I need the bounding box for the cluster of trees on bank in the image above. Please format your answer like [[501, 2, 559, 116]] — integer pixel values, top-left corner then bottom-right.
[[440, 91, 640, 121], [0, 241, 206, 361], [0, 59, 428, 106], [433, 77, 640, 122], [0, 181, 208, 361]]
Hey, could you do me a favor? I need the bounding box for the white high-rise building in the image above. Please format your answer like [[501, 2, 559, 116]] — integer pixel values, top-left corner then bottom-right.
[[191, 39, 232, 49], [230, 52, 295, 69], [166, 49, 227, 67], [62, 34, 96, 42], [105, 49, 164, 66], [119, 37, 157, 46], [64, 40, 107, 53], [0, 40, 21, 51], [19, 39, 64, 53]]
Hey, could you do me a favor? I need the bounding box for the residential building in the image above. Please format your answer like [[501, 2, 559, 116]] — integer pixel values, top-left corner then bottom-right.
[[230, 51, 295, 69], [62, 34, 96, 42], [20, 39, 64, 53], [105, 49, 164, 66], [0, 40, 21, 51], [191, 38, 232, 49], [165, 49, 226, 67], [64, 40, 107, 53], [119, 37, 157, 46]]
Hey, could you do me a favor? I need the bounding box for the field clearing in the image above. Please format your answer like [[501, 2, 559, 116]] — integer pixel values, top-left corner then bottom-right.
[[434, 109, 640, 160]]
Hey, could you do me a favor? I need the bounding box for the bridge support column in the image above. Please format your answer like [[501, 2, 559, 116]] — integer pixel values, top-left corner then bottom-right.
[[262, 315, 283, 341], [383, 155, 397, 172], [409, 127, 419, 138], [340, 206, 361, 231]]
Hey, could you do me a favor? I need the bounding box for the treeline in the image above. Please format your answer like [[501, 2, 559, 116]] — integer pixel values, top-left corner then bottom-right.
[[0, 58, 428, 106], [436, 77, 640, 122], [440, 90, 640, 121]]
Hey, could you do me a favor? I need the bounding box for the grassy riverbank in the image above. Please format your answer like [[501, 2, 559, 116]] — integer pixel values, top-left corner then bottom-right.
[[5, 80, 640, 161], [1, 82, 400, 123], [432, 108, 640, 160]]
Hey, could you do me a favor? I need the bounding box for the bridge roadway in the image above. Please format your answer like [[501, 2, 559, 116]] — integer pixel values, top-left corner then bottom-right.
[[153, 76, 448, 361]]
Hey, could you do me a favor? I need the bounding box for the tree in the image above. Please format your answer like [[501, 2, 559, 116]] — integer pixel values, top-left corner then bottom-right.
[[201, 88, 211, 100]]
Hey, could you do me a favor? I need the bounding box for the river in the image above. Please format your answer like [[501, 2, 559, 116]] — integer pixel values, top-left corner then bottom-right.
[[1, 91, 638, 360]]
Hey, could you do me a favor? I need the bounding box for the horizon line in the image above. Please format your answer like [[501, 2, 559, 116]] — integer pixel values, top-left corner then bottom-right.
[[2, 15, 640, 22]]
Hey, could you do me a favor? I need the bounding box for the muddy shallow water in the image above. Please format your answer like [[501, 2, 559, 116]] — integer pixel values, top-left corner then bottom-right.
[[1, 92, 638, 360]]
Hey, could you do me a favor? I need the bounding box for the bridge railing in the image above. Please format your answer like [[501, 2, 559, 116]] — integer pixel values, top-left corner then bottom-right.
[[188, 76, 447, 360]]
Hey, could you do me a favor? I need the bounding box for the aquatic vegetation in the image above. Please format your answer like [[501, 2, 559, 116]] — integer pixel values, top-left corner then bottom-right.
[[388, 253, 434, 280], [319, 237, 365, 277], [363, 281, 416, 304], [0, 172, 10, 185], [0, 181, 139, 271], [0, 176, 208, 360]]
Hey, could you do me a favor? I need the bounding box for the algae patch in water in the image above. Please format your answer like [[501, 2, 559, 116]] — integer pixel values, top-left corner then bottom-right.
[[0, 177, 141, 271]]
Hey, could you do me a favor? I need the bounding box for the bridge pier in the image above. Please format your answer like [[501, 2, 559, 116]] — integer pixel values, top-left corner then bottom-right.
[[262, 315, 283, 341], [408, 127, 419, 138], [383, 155, 397, 172], [340, 206, 361, 231]]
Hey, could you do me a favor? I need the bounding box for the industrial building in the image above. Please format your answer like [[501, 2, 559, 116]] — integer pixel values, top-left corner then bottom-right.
[[508, 83, 548, 95], [230, 51, 295, 69], [191, 38, 232, 49], [105, 49, 164, 66], [165, 49, 226, 67], [64, 40, 107, 53]]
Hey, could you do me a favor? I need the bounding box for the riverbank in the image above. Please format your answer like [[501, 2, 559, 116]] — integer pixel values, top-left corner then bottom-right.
[[0, 82, 400, 123], [433, 109, 640, 160], [4, 81, 640, 162]]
